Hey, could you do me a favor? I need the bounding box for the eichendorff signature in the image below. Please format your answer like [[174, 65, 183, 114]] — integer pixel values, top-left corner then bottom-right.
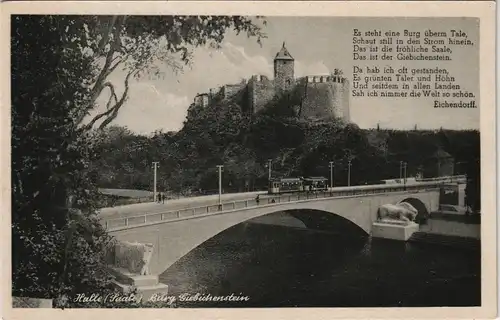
[[72, 292, 250, 304]]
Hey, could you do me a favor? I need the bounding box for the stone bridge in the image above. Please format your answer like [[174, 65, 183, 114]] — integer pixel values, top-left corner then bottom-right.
[[106, 182, 445, 276]]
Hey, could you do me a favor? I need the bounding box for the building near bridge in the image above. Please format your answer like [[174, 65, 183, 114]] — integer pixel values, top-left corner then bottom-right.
[[423, 149, 455, 178], [192, 42, 351, 122]]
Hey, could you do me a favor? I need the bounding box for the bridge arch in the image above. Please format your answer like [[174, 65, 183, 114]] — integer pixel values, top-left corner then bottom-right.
[[158, 208, 369, 279], [108, 189, 440, 275], [286, 209, 369, 238], [398, 197, 429, 222]]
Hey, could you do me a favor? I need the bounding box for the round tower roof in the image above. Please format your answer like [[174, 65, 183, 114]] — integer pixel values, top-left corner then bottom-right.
[[274, 42, 294, 61]]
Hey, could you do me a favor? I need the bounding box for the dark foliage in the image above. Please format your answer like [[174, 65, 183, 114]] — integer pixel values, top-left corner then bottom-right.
[[11, 14, 267, 307], [11, 15, 119, 305], [91, 96, 480, 201]]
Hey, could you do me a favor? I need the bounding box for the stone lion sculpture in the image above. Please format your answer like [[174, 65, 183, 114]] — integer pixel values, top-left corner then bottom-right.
[[377, 203, 418, 223], [113, 241, 154, 276], [397, 202, 419, 217]]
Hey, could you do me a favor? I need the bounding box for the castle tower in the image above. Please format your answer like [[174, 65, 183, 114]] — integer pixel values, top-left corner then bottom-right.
[[274, 42, 295, 93]]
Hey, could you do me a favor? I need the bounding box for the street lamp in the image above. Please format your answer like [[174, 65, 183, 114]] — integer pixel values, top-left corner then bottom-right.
[[347, 160, 352, 187], [152, 161, 160, 202], [399, 160, 403, 180], [329, 161, 335, 189], [216, 165, 224, 206], [403, 162, 408, 188]]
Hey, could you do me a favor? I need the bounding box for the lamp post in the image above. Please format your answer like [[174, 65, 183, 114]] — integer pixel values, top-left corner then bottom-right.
[[329, 161, 334, 189], [403, 162, 408, 188], [216, 165, 223, 206], [347, 160, 352, 187], [152, 161, 159, 202], [399, 160, 403, 180]]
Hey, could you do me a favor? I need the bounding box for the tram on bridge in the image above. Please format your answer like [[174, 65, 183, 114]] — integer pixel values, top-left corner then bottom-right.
[[267, 175, 465, 195], [268, 177, 328, 194]]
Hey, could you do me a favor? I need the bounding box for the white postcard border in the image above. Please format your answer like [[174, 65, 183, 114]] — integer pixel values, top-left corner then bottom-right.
[[0, 1, 496, 319]]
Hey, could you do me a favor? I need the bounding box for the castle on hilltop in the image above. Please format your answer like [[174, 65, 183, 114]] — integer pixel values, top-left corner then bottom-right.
[[193, 42, 350, 122]]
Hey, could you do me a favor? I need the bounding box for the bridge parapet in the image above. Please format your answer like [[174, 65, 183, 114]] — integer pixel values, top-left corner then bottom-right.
[[104, 181, 447, 232], [416, 175, 466, 184]]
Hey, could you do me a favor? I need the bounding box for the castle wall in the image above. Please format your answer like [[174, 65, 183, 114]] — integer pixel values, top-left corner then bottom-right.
[[331, 81, 351, 121], [194, 94, 209, 108], [191, 44, 352, 123], [223, 83, 246, 100], [299, 82, 336, 120], [330, 82, 344, 119], [293, 76, 350, 121], [342, 79, 351, 122], [209, 87, 224, 100], [248, 75, 275, 113]]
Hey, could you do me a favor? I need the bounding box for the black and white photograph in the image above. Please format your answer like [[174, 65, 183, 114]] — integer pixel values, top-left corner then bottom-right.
[[3, 1, 497, 318]]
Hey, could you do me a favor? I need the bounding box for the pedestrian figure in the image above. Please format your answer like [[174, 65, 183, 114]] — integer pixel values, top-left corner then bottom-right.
[[162, 192, 165, 204], [157, 192, 161, 203], [256, 195, 260, 205]]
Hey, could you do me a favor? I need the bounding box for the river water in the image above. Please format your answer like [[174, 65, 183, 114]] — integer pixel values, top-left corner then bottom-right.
[[159, 211, 481, 308]]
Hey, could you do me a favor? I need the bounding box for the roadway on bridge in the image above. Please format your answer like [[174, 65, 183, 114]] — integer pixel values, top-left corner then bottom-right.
[[99, 190, 268, 221], [99, 177, 464, 223]]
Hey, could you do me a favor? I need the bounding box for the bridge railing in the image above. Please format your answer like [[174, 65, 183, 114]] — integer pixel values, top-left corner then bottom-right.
[[415, 175, 466, 183], [104, 180, 447, 231]]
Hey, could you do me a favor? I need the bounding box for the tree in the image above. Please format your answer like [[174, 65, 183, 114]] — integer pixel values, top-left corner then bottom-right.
[[11, 15, 118, 304], [11, 15, 267, 305], [73, 16, 266, 130]]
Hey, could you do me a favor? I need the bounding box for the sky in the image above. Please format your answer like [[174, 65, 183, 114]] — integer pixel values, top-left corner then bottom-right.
[[91, 17, 479, 134]]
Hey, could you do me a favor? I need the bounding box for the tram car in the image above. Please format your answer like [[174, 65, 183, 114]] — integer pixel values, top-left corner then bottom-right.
[[303, 177, 329, 191], [268, 177, 302, 194], [268, 176, 328, 194]]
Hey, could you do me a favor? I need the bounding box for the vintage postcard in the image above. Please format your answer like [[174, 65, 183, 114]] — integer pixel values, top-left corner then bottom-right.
[[1, 1, 497, 319]]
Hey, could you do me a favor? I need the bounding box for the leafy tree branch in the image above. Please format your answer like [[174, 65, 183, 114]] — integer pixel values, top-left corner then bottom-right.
[[75, 15, 266, 130]]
